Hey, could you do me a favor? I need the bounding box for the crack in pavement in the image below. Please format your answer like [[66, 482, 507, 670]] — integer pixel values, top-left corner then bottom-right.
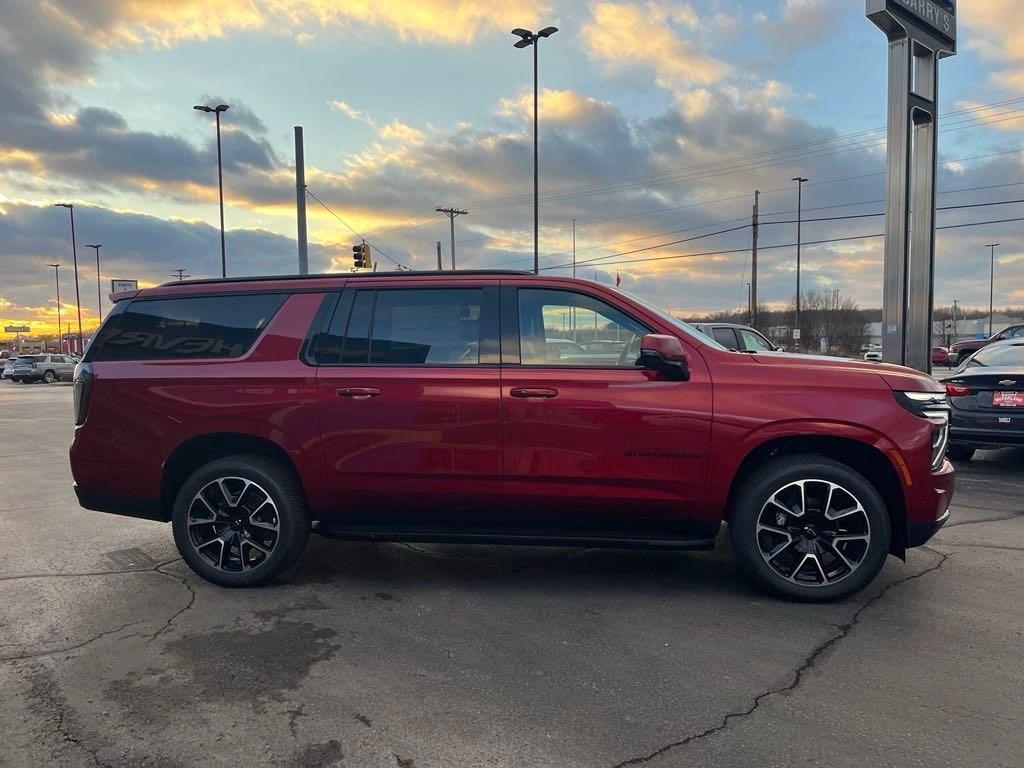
[[0, 558, 196, 662], [27, 663, 108, 768], [942, 510, 1024, 528], [608, 548, 950, 768]]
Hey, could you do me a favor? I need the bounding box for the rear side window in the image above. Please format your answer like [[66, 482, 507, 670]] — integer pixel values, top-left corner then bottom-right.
[[87, 294, 286, 362], [712, 328, 739, 349], [316, 289, 482, 365]]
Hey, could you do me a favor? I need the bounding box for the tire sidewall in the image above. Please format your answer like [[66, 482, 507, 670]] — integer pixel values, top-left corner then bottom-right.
[[171, 455, 309, 587], [43, 370, 56, 384], [729, 456, 892, 602]]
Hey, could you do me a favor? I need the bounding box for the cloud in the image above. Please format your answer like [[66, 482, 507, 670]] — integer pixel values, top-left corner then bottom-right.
[[952, 101, 1024, 134], [330, 101, 376, 127], [758, 0, 844, 52], [378, 121, 427, 145], [56, 0, 551, 48], [497, 89, 619, 126], [581, 2, 730, 91]]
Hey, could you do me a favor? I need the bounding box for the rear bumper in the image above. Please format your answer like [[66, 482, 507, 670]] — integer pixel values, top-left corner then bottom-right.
[[73, 485, 167, 522], [950, 425, 1024, 448]]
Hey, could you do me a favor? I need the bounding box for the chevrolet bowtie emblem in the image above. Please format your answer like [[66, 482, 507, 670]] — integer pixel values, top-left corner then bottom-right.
[[999, 380, 1018, 387]]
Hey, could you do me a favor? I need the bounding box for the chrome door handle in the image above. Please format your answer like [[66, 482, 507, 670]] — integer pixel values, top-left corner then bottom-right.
[[337, 387, 381, 399], [510, 387, 558, 399]]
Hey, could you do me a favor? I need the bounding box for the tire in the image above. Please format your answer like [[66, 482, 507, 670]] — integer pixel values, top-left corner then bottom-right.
[[171, 454, 310, 587], [11, 377, 21, 384], [946, 444, 975, 462], [728, 455, 892, 602], [42, 370, 56, 384]]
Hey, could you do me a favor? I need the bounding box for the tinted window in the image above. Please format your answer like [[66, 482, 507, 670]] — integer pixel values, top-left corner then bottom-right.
[[968, 343, 1024, 368], [367, 289, 481, 365], [713, 328, 739, 349], [517, 289, 648, 366], [87, 294, 286, 362]]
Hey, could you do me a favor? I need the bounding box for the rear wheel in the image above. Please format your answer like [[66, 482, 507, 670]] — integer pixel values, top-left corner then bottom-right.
[[172, 455, 310, 587], [42, 370, 56, 384], [946, 444, 975, 462], [729, 455, 891, 602]]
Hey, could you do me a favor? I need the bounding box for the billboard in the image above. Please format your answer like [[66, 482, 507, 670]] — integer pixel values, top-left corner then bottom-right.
[[4, 325, 30, 333], [110, 279, 139, 294]]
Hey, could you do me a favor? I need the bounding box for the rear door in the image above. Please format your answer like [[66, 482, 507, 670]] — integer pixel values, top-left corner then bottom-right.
[[499, 283, 713, 533], [711, 327, 740, 350], [314, 282, 502, 521]]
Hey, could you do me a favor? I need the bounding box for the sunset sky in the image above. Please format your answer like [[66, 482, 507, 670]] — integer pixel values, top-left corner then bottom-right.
[[1, 0, 1022, 340]]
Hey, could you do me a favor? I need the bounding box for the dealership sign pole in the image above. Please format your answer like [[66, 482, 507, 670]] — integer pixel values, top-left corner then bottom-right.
[[867, 0, 956, 373]]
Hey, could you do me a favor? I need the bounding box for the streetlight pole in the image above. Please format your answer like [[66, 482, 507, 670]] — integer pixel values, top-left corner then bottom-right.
[[194, 103, 230, 277], [987, 243, 1000, 337], [54, 204, 83, 347], [83, 244, 103, 322], [512, 25, 558, 275], [46, 264, 61, 354], [792, 177, 809, 346]]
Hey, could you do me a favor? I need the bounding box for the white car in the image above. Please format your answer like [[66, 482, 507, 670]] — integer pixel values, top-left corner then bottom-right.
[[863, 350, 882, 362]]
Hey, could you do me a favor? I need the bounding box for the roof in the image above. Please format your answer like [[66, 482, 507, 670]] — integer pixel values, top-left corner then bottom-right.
[[160, 269, 534, 288]]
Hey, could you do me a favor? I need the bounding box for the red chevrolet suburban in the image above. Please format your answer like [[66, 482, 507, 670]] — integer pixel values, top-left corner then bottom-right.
[[71, 272, 954, 601]]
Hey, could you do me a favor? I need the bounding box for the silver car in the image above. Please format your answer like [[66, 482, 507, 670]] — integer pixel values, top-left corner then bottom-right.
[[9, 354, 78, 384]]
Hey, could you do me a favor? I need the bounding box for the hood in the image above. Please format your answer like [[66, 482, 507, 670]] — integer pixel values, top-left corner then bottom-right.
[[750, 352, 943, 393]]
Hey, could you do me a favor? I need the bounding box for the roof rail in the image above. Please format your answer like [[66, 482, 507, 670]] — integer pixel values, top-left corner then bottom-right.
[[159, 269, 535, 287]]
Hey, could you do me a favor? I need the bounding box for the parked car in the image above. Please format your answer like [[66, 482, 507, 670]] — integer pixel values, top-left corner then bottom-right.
[[691, 323, 781, 353], [948, 324, 1024, 366], [71, 271, 954, 602], [864, 350, 883, 362], [1, 356, 16, 380], [10, 354, 77, 383], [581, 339, 626, 354], [939, 339, 1024, 461], [932, 346, 950, 367]]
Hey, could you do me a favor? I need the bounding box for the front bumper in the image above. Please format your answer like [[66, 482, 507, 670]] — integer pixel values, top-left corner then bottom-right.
[[905, 457, 955, 548]]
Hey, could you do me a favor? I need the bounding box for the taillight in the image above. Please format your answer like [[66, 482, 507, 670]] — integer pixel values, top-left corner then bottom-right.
[[73, 362, 94, 426], [945, 382, 971, 397]]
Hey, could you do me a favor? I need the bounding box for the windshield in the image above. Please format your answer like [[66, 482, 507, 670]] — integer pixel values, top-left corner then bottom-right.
[[607, 286, 728, 350], [966, 342, 1024, 368]]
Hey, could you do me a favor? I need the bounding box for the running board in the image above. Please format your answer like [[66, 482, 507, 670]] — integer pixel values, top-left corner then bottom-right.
[[313, 523, 717, 551]]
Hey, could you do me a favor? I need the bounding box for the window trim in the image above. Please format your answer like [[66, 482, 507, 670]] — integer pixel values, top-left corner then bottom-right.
[[502, 285, 653, 370], [313, 285, 499, 368]]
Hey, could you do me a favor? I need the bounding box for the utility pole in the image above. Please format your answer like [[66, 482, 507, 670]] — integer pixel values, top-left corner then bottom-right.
[[436, 241, 443, 271], [953, 299, 959, 344], [747, 282, 752, 324], [83, 244, 102, 322], [751, 190, 759, 328], [54, 204, 83, 346], [987, 243, 1000, 337], [295, 126, 309, 275], [46, 264, 61, 354], [171, 268, 190, 281], [792, 177, 809, 348], [435, 207, 467, 270]]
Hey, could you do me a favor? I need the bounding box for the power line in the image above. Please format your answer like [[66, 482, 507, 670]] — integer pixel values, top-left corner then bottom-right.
[[305, 187, 409, 269]]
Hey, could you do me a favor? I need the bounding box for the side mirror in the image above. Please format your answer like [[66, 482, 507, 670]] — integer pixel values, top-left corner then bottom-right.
[[638, 334, 690, 381]]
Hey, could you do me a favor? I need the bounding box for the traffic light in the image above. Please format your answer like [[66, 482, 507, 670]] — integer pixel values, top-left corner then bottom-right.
[[352, 242, 370, 269]]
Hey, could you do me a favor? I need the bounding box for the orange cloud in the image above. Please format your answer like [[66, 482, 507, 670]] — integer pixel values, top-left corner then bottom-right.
[[582, 2, 730, 90]]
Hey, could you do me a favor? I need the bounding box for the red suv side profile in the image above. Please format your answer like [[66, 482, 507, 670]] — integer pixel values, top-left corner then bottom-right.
[[70, 272, 955, 601]]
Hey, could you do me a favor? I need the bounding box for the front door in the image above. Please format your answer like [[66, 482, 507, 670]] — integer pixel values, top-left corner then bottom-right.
[[500, 284, 713, 534], [315, 283, 502, 522]]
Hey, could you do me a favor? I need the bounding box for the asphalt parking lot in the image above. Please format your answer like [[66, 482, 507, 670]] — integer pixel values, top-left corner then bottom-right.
[[0, 382, 1021, 768]]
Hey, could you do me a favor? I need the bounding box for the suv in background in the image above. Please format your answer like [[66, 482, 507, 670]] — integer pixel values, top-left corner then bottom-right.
[[691, 322, 781, 353], [10, 354, 77, 383], [71, 272, 954, 601], [949, 324, 1024, 366]]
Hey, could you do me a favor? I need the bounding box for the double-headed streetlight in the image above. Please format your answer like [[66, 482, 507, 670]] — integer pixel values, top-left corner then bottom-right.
[[53, 203, 83, 347], [193, 103, 230, 277], [46, 264, 62, 354], [987, 243, 1000, 337], [512, 26, 558, 275], [83, 243, 103, 322], [792, 176, 809, 345]]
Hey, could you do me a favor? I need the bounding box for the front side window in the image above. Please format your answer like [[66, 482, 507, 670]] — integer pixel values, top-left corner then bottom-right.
[[87, 293, 286, 362], [739, 328, 774, 352], [517, 288, 648, 367], [713, 328, 739, 349]]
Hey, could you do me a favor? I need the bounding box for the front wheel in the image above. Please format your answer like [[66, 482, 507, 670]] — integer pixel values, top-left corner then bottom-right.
[[42, 370, 56, 384], [171, 455, 310, 587], [729, 455, 891, 602]]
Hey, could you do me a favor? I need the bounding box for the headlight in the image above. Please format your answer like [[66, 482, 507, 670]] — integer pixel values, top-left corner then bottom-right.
[[894, 391, 950, 470]]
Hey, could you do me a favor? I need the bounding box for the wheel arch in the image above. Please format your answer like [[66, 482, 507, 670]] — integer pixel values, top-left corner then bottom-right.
[[724, 434, 908, 558], [160, 433, 305, 521]]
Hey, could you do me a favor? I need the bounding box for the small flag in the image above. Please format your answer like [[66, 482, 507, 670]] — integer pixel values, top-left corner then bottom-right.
[[615, 271, 621, 287]]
